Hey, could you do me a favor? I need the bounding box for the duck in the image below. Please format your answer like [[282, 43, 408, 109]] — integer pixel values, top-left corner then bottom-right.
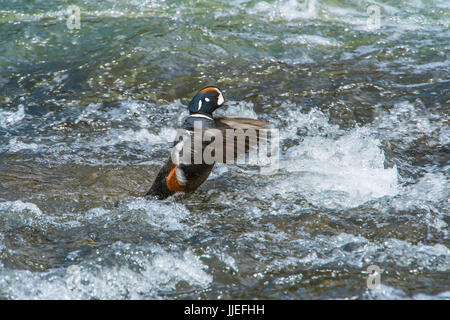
[[146, 86, 270, 199]]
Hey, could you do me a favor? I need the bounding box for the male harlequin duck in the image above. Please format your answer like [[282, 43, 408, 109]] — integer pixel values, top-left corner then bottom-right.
[[146, 86, 270, 199]]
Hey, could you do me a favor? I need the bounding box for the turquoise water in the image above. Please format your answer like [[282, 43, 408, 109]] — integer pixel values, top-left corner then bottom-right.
[[0, 0, 449, 299]]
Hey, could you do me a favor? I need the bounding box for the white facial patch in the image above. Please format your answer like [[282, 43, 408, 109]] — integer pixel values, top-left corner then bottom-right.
[[205, 97, 210, 102], [175, 166, 187, 185], [217, 90, 224, 105], [171, 141, 184, 165], [197, 99, 202, 111]]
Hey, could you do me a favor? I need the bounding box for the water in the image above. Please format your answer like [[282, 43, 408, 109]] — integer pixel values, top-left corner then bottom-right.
[[0, 0, 449, 299]]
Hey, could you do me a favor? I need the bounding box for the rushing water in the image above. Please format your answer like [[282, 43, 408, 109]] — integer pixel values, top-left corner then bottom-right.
[[0, 0, 449, 299]]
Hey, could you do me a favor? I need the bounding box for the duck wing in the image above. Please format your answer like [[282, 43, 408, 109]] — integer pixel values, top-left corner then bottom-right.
[[213, 116, 271, 130], [209, 116, 272, 163]]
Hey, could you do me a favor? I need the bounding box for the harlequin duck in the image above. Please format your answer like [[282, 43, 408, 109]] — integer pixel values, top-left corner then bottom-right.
[[146, 86, 270, 199]]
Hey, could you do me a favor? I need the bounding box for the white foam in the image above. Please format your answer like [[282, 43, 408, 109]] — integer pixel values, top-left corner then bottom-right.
[[391, 172, 449, 234], [364, 284, 410, 300], [439, 127, 450, 146], [271, 107, 399, 209], [0, 244, 212, 299], [261, 101, 448, 210], [283, 34, 342, 47], [83, 100, 180, 147], [0, 200, 81, 230], [215, 100, 259, 119], [292, 233, 450, 271], [282, 106, 341, 139], [398, 172, 448, 204], [249, 0, 317, 21], [365, 284, 450, 300], [81, 198, 193, 234], [100, 127, 177, 146], [412, 291, 450, 300], [7, 99, 183, 164], [6, 137, 39, 153], [0, 200, 45, 229], [202, 248, 239, 273], [239, 230, 449, 297], [0, 105, 25, 128], [123, 198, 190, 231], [372, 101, 445, 147]]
